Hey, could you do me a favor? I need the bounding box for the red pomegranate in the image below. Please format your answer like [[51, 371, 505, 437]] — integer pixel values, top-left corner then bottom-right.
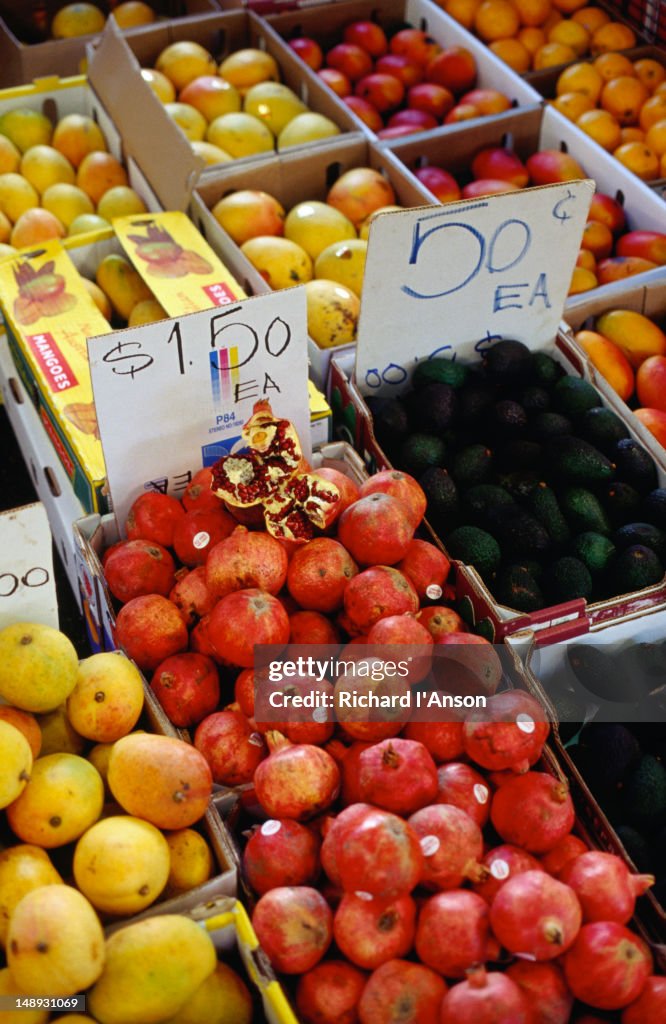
[[253, 732, 340, 821], [205, 527, 288, 599], [357, 958, 447, 1023], [254, 675, 335, 746], [172, 506, 236, 567], [104, 539, 176, 603], [326, 739, 372, 804], [396, 538, 450, 599], [435, 761, 491, 827], [295, 960, 366, 1024], [540, 833, 588, 877], [320, 803, 374, 888], [125, 490, 185, 546], [490, 870, 582, 960], [333, 893, 416, 970], [490, 771, 575, 853], [189, 613, 217, 658], [358, 469, 427, 529], [115, 593, 188, 672], [417, 604, 466, 640], [234, 667, 255, 717], [251, 886, 333, 974], [408, 804, 486, 890], [150, 652, 220, 727], [182, 467, 220, 513], [440, 966, 531, 1024], [343, 565, 419, 632], [506, 961, 573, 1024], [357, 738, 438, 815], [287, 537, 358, 613], [337, 492, 415, 565], [332, 806, 423, 898], [473, 844, 540, 904], [402, 718, 465, 762], [432, 633, 503, 699], [415, 890, 496, 978], [622, 976, 666, 1024], [168, 565, 216, 627], [193, 709, 264, 785], [207, 588, 290, 667], [560, 851, 655, 924], [365, 614, 433, 684], [563, 922, 653, 1010], [289, 610, 340, 645], [243, 819, 320, 895], [463, 689, 550, 772]]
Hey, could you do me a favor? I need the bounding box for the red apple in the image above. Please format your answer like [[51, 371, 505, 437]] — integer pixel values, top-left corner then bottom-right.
[[426, 46, 477, 95], [288, 36, 324, 71], [588, 192, 626, 234], [318, 67, 352, 97], [375, 53, 424, 87], [344, 20, 389, 57], [471, 146, 529, 187], [354, 72, 405, 113], [459, 88, 511, 115], [462, 179, 521, 198], [326, 43, 373, 82], [526, 149, 586, 185], [415, 165, 462, 202], [387, 108, 438, 131], [343, 95, 384, 132], [390, 28, 441, 67], [407, 82, 455, 120]]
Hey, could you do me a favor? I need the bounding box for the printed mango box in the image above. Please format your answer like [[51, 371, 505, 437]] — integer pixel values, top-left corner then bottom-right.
[[0, 240, 112, 514]]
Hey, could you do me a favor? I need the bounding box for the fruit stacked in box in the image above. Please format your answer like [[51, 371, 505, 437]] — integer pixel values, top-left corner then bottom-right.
[[2, 1, 213, 44]]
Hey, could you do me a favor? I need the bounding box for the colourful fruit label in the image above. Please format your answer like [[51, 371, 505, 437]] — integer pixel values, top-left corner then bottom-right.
[[113, 210, 246, 315]]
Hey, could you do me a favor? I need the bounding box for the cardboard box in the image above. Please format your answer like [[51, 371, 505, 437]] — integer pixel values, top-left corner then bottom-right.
[[0, 1, 220, 86]]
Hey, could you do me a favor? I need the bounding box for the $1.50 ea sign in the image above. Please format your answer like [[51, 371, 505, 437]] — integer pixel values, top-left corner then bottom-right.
[[355, 179, 595, 395], [88, 289, 310, 530]]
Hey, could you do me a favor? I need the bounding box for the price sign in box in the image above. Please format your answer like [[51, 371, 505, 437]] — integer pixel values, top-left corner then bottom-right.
[[0, 503, 58, 630]]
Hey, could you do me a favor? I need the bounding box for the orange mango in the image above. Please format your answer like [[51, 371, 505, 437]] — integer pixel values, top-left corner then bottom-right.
[[636, 355, 666, 411], [595, 309, 666, 368], [634, 407, 666, 448], [615, 230, 666, 265], [596, 256, 658, 285], [574, 329, 634, 400]]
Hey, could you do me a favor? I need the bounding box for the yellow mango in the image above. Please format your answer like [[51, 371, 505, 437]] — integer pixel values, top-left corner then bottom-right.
[[595, 309, 666, 368], [95, 253, 152, 321]]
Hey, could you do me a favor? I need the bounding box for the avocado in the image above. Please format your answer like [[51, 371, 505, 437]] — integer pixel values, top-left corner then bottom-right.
[[494, 564, 544, 612], [446, 525, 501, 579], [463, 484, 514, 526], [412, 357, 468, 390], [452, 443, 493, 487], [532, 412, 574, 441], [512, 558, 544, 580], [612, 438, 659, 494], [527, 483, 571, 546], [567, 642, 628, 702], [615, 825, 655, 874], [544, 556, 593, 602], [579, 406, 630, 453], [411, 381, 459, 433], [495, 440, 543, 472], [419, 466, 459, 527], [398, 432, 447, 476], [552, 376, 602, 419], [529, 350, 564, 386], [560, 487, 611, 535], [613, 522, 666, 561], [491, 399, 528, 436], [519, 385, 550, 414], [571, 532, 616, 574], [366, 395, 410, 451], [482, 338, 532, 383], [609, 544, 664, 593], [603, 481, 642, 528], [580, 723, 641, 787], [485, 505, 551, 558], [641, 488, 666, 529], [457, 379, 496, 427], [548, 436, 614, 484], [620, 753, 666, 827], [496, 470, 541, 501]]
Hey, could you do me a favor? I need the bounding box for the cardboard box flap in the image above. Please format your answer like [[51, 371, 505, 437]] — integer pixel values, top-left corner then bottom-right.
[[86, 19, 203, 212]]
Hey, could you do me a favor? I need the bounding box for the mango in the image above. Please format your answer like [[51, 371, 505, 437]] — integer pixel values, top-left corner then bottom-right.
[[574, 329, 635, 401], [616, 229, 666, 264], [165, 962, 252, 1024], [0, 721, 32, 809], [37, 703, 86, 755], [637, 354, 666, 411], [66, 652, 144, 743], [0, 622, 78, 714], [595, 309, 666, 368], [96, 253, 153, 321], [0, 968, 49, 1024], [635, 407, 666, 448], [88, 915, 217, 1024], [0, 845, 63, 947], [596, 255, 658, 285], [7, 753, 104, 848]]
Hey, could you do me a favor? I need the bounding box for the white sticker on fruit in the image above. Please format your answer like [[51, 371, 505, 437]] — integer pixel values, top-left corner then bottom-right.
[[355, 891, 374, 902], [490, 859, 510, 880], [0, 503, 58, 630], [249, 732, 264, 747], [517, 713, 536, 734], [192, 531, 210, 550], [261, 820, 281, 836], [355, 180, 595, 396], [312, 706, 328, 723], [420, 835, 440, 857], [474, 783, 489, 804], [425, 584, 443, 600], [87, 289, 311, 532]]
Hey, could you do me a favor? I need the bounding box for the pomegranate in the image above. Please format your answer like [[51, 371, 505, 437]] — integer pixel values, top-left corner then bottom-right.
[[490, 870, 582, 960], [224, 500, 266, 527], [243, 819, 320, 895], [172, 506, 236, 566], [333, 806, 423, 898], [125, 490, 185, 546], [333, 893, 416, 969], [402, 718, 465, 762], [295, 960, 366, 1024], [540, 833, 588, 877], [182, 466, 220, 513], [312, 466, 360, 519], [289, 610, 340, 645], [193, 709, 264, 785], [286, 537, 358, 612], [559, 851, 654, 924], [506, 961, 573, 1024], [358, 469, 427, 530], [408, 804, 486, 890], [435, 761, 491, 826], [150, 652, 220, 727], [365, 615, 433, 683], [490, 772, 575, 853], [254, 675, 335, 746], [463, 690, 550, 772], [190, 613, 217, 658], [207, 588, 290, 667], [115, 594, 188, 672], [320, 803, 374, 888], [253, 732, 340, 821], [205, 527, 288, 599], [251, 886, 332, 974], [343, 565, 419, 632], [563, 922, 653, 1010], [168, 565, 216, 627], [415, 890, 496, 977], [325, 740, 371, 804], [440, 966, 531, 1024], [473, 844, 540, 904], [417, 604, 466, 640], [396, 538, 450, 600], [357, 958, 447, 1023], [264, 471, 341, 542], [337, 493, 415, 566], [358, 738, 438, 815], [622, 976, 666, 1024], [432, 633, 503, 699], [234, 667, 255, 717], [104, 539, 176, 603]]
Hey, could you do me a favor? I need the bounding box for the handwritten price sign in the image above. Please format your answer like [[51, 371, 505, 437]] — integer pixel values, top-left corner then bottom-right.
[[88, 290, 310, 531], [0, 503, 58, 629], [355, 180, 594, 395]]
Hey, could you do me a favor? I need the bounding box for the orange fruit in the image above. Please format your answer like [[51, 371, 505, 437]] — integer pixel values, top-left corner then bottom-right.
[[553, 90, 595, 120], [571, 6, 610, 33], [576, 247, 596, 271], [111, 1, 156, 28], [140, 68, 176, 103], [76, 151, 127, 204], [613, 140, 660, 180], [593, 51, 636, 81], [51, 3, 106, 39], [590, 21, 636, 56], [601, 75, 649, 125], [489, 38, 532, 72], [645, 119, 666, 156], [640, 93, 666, 131], [620, 126, 645, 144], [661, 151, 666, 176], [517, 26, 547, 55], [541, 8, 563, 32], [551, 0, 587, 12], [0, 211, 10, 243], [581, 219, 614, 258], [533, 41, 576, 68], [19, 145, 75, 194], [155, 41, 217, 92], [443, 0, 482, 29], [52, 114, 107, 168], [656, 81, 666, 96], [569, 266, 598, 293], [0, 135, 20, 174], [547, 19, 590, 57], [634, 58, 666, 92], [11, 208, 65, 248], [511, 0, 552, 26], [556, 60, 604, 102], [576, 108, 622, 150], [474, 0, 521, 41]]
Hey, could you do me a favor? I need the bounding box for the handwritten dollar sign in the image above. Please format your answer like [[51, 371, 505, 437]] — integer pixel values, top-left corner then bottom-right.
[[552, 189, 575, 224], [102, 340, 154, 378]]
